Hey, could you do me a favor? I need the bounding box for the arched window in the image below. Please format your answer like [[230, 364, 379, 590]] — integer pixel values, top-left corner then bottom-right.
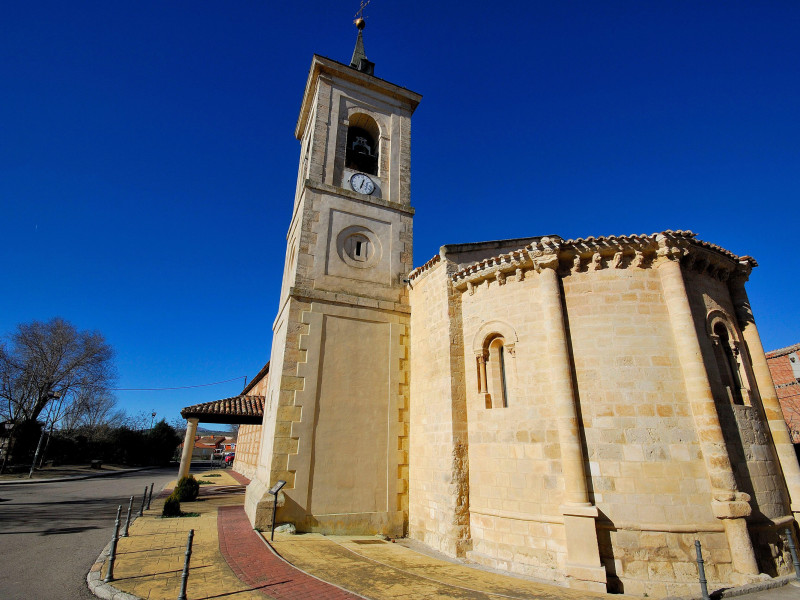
[[473, 320, 518, 409], [345, 114, 380, 175], [707, 312, 751, 406], [713, 323, 744, 405], [487, 337, 510, 408]]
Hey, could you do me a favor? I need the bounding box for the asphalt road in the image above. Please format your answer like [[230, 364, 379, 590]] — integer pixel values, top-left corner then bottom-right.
[[0, 467, 177, 600]]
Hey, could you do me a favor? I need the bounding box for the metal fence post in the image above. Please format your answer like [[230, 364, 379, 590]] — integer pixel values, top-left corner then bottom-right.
[[121, 496, 133, 537], [695, 540, 710, 600], [176, 529, 194, 600], [146, 482, 154, 510], [104, 505, 122, 582], [785, 527, 800, 578], [137, 486, 147, 517]]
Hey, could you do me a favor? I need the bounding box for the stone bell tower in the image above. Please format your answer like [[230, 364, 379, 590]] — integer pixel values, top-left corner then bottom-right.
[[244, 21, 421, 535]]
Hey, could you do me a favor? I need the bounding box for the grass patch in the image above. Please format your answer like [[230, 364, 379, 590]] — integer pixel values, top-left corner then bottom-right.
[[197, 480, 215, 485], [203, 473, 222, 477], [160, 512, 200, 518]]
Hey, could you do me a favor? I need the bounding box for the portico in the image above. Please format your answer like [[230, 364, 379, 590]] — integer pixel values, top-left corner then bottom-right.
[[177, 395, 264, 479]]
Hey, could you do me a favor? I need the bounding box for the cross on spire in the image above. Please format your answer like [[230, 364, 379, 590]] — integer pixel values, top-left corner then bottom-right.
[[354, 0, 370, 23]]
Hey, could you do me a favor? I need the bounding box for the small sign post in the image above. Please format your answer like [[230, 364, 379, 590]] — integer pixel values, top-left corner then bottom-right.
[[268, 480, 287, 542]]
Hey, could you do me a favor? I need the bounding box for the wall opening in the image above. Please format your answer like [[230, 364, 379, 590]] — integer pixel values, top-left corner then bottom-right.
[[345, 114, 380, 175], [712, 321, 745, 405]]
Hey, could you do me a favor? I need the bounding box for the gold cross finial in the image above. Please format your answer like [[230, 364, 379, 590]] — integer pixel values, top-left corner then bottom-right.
[[354, 0, 370, 29]]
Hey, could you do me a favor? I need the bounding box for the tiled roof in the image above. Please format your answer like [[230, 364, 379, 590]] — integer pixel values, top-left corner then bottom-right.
[[767, 343, 800, 358], [181, 395, 265, 424]]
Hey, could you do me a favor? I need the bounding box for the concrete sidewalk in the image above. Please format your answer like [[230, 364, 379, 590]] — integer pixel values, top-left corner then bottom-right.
[[87, 471, 799, 600]]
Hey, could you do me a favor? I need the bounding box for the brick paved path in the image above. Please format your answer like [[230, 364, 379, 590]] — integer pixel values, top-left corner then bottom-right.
[[217, 504, 363, 600], [228, 470, 251, 485]]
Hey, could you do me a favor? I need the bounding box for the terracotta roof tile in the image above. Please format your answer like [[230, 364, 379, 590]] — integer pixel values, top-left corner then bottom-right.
[[181, 395, 265, 424]]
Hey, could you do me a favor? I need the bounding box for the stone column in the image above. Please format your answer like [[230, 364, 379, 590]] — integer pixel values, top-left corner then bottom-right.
[[178, 418, 199, 480], [729, 266, 800, 517], [536, 254, 607, 592], [657, 247, 759, 577]]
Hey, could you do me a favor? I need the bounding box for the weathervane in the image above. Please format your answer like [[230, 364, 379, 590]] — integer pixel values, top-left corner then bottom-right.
[[354, 0, 370, 29]]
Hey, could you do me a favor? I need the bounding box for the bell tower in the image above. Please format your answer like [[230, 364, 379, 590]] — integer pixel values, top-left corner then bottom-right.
[[245, 20, 422, 536]]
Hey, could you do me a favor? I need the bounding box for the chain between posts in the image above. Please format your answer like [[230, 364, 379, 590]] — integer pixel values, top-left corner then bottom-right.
[[104, 505, 121, 582]]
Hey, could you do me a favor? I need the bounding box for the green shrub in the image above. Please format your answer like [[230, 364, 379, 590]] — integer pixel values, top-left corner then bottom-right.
[[162, 492, 182, 517], [174, 475, 200, 501]]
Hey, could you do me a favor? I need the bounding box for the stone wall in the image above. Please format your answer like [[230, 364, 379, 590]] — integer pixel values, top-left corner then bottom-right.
[[407, 231, 798, 597], [233, 423, 261, 480], [563, 264, 725, 596], [685, 269, 793, 577], [458, 265, 569, 582], [408, 257, 471, 556]]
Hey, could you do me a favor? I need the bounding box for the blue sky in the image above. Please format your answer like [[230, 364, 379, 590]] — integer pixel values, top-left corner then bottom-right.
[[2, 1, 799, 423]]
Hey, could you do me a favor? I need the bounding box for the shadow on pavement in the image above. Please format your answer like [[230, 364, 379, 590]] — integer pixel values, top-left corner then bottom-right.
[[203, 582, 292, 599]]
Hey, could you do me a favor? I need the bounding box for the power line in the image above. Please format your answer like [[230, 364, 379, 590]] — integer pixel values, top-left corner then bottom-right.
[[112, 376, 247, 392]]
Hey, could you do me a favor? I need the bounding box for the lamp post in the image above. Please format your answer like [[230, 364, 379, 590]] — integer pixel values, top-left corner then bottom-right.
[[150, 411, 156, 431]]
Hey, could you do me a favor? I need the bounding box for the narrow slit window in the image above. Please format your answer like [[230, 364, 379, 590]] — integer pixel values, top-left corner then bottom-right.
[[499, 345, 509, 407], [713, 323, 744, 405], [485, 337, 510, 408]]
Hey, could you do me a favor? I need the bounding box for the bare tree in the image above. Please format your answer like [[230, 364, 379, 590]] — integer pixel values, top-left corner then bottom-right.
[[0, 318, 116, 469]]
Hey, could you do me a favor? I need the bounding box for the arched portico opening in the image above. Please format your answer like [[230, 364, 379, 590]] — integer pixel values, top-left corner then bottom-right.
[[178, 395, 264, 479]]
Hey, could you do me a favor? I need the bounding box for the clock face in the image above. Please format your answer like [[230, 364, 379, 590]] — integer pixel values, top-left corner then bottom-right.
[[350, 173, 375, 195]]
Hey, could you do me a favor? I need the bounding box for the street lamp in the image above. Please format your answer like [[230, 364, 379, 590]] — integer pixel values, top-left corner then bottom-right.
[[150, 411, 156, 431]]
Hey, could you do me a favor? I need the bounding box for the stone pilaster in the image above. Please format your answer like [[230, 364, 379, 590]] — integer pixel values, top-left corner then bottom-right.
[[729, 264, 800, 518], [533, 247, 607, 593], [178, 418, 199, 480], [656, 241, 759, 578]]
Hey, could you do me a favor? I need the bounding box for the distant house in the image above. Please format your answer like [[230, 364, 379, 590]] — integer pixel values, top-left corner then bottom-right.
[[178, 435, 235, 459], [766, 343, 800, 442]]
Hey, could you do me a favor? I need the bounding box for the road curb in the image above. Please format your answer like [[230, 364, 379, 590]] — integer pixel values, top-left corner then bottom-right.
[[0, 465, 162, 486], [86, 540, 142, 600]]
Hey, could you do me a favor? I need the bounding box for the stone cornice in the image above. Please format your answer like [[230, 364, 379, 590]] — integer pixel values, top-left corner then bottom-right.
[[449, 230, 757, 293], [296, 55, 422, 140], [407, 253, 441, 282], [304, 180, 415, 215], [289, 286, 410, 315]]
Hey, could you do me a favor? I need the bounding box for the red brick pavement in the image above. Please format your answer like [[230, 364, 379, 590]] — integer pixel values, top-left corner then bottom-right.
[[228, 470, 251, 485], [217, 504, 363, 600]]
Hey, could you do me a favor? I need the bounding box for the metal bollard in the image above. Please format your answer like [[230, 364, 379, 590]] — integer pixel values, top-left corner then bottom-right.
[[146, 482, 154, 511], [105, 505, 122, 582], [176, 529, 194, 600], [785, 527, 800, 579], [137, 486, 147, 517], [121, 496, 134, 537], [695, 540, 710, 600]]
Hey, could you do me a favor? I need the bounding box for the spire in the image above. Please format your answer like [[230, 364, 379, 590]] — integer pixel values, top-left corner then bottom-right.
[[350, 3, 375, 75], [350, 28, 368, 69]]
